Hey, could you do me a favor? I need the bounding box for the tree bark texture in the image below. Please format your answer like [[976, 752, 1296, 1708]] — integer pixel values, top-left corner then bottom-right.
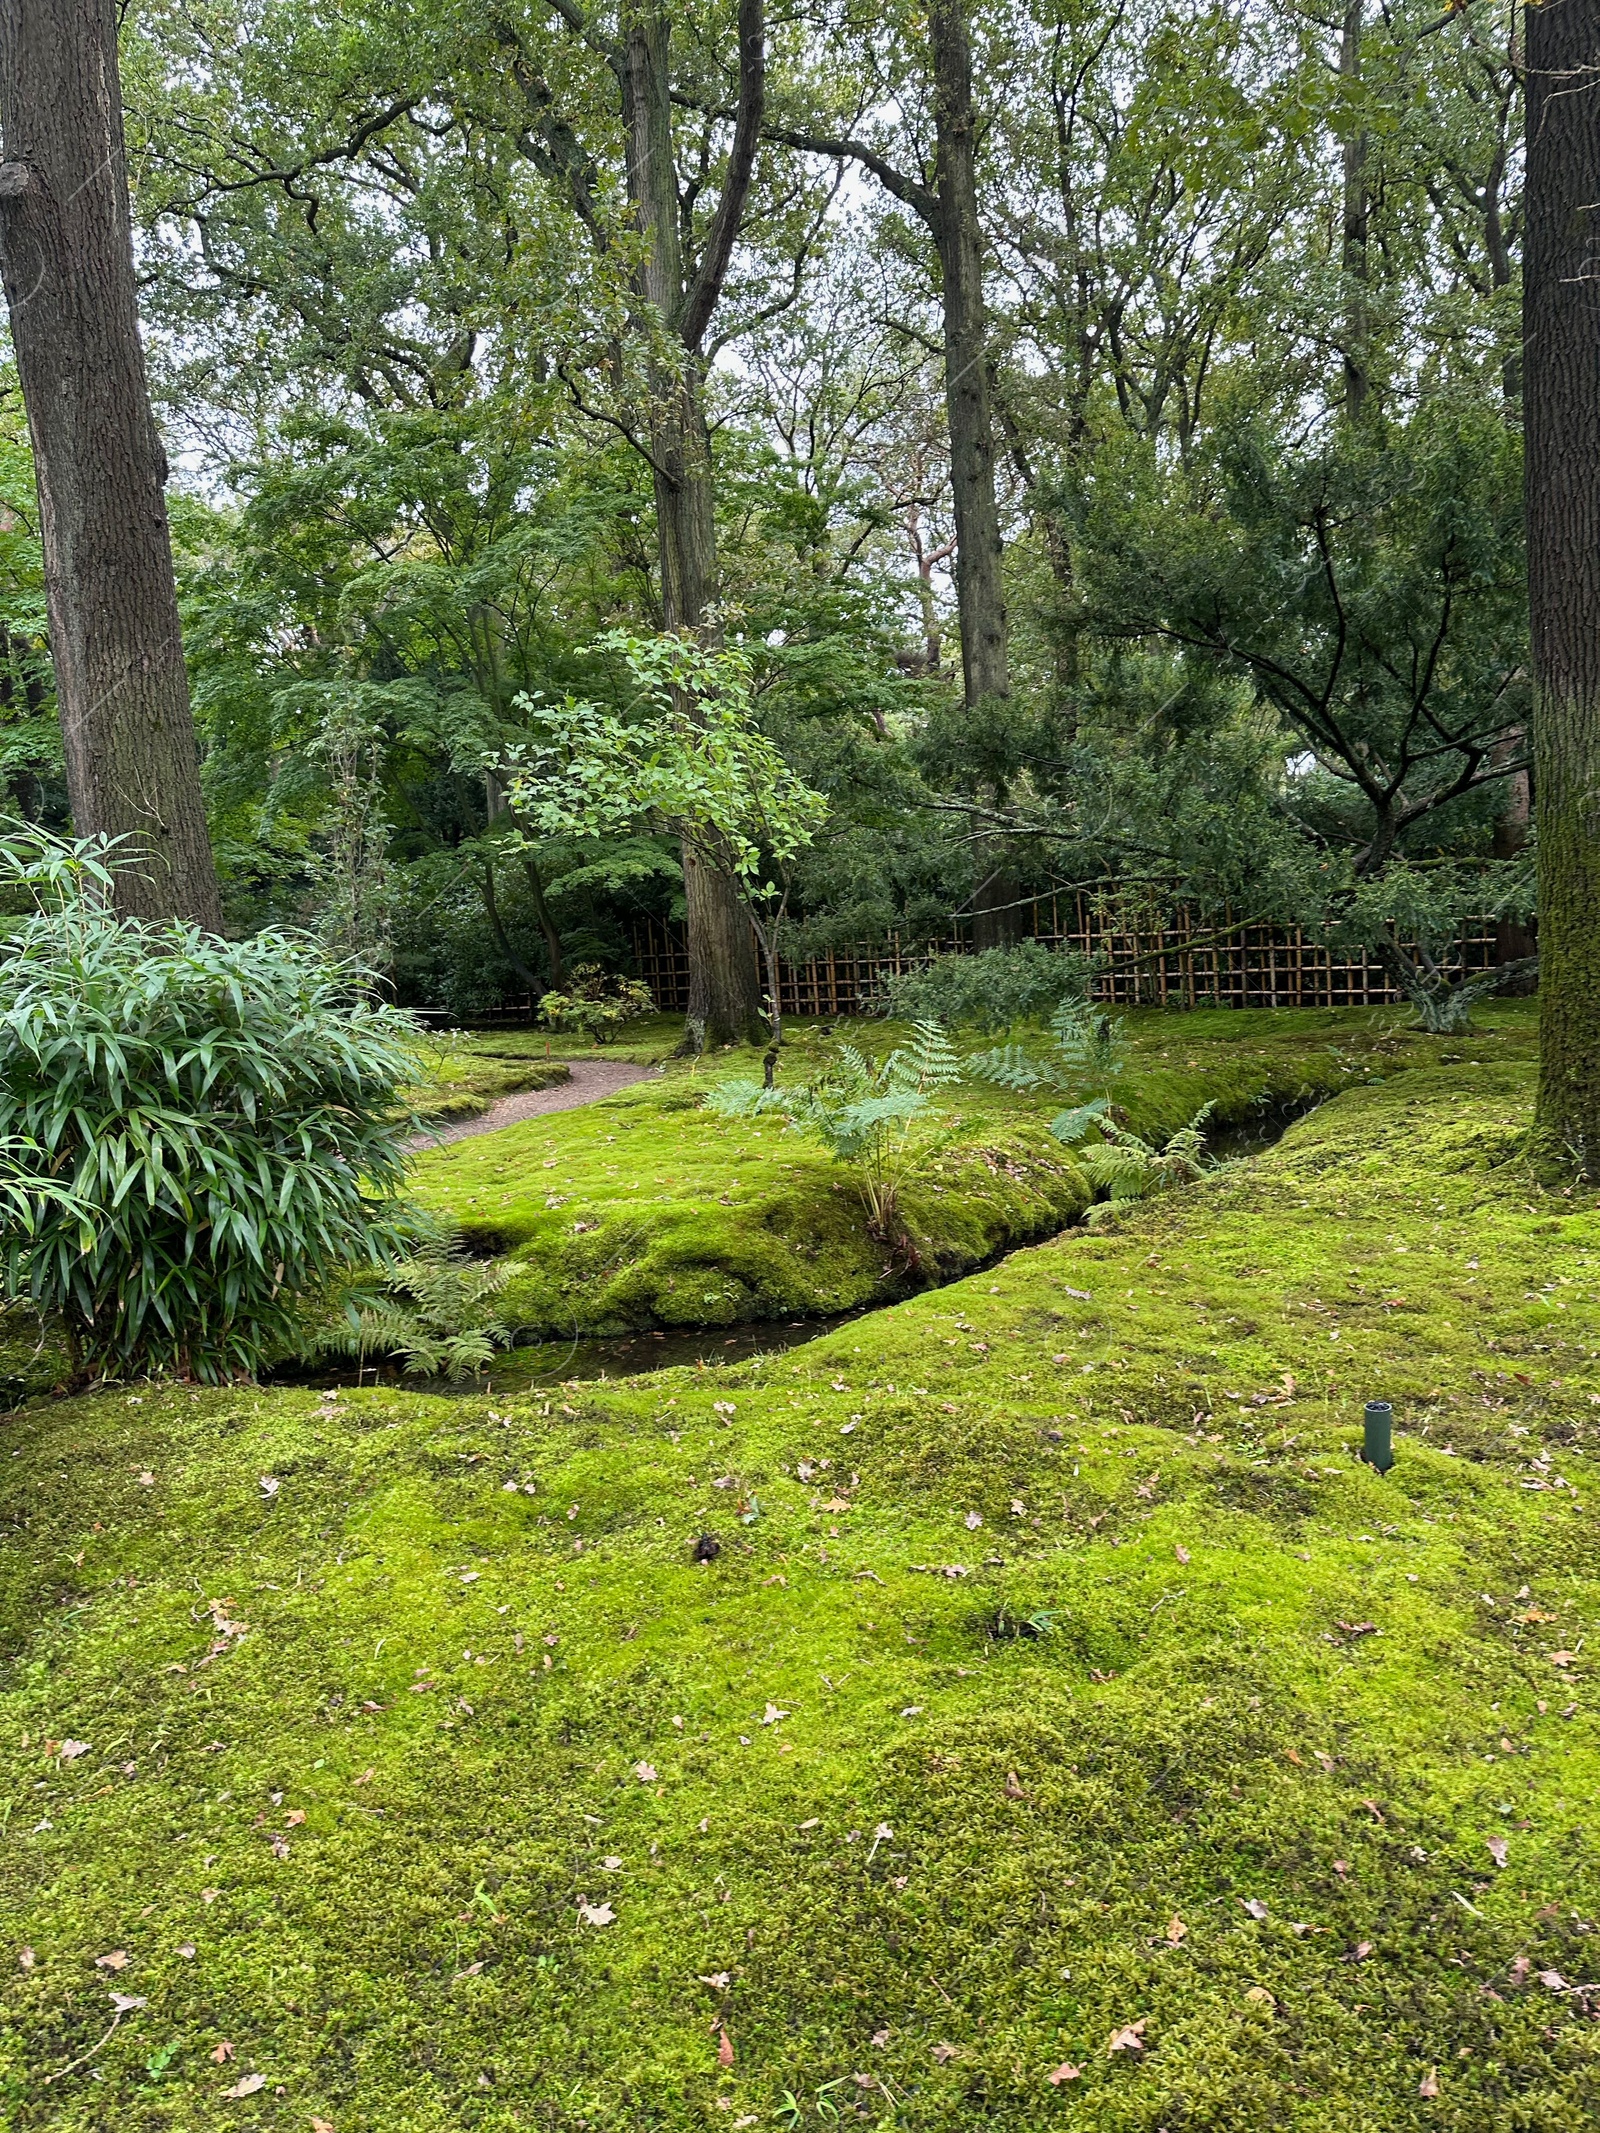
[[928, 0, 1017, 949], [928, 0, 1009, 715], [621, 6, 763, 1045], [0, 0, 222, 927], [1526, 0, 1600, 1172]]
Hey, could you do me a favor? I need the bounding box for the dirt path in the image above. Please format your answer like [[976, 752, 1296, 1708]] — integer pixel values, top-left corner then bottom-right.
[[410, 1058, 658, 1150]]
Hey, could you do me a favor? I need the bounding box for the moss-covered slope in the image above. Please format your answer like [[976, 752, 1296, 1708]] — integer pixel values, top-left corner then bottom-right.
[[2, 1050, 1598, 2129], [407, 1005, 1541, 1338]]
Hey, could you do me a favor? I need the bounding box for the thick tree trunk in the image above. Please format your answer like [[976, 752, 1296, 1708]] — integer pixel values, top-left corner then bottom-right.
[[928, 0, 1019, 951], [928, 0, 1009, 716], [1526, 0, 1600, 1174], [0, 0, 221, 928], [622, 9, 763, 1046]]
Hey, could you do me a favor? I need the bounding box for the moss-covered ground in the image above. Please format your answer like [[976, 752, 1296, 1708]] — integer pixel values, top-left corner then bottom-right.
[[410, 1006, 1542, 1338], [3, 1022, 1599, 2130]]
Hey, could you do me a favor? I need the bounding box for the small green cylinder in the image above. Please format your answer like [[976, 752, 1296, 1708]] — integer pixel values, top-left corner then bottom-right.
[[1363, 1400, 1395, 1475]]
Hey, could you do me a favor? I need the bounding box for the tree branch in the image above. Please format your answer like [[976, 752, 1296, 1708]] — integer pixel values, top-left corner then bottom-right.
[[679, 0, 766, 351]]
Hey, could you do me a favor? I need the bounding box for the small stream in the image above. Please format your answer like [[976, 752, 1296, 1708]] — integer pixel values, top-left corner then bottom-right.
[[280, 1100, 1314, 1395]]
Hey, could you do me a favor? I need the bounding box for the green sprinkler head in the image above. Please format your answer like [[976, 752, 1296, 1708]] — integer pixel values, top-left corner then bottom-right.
[[1362, 1400, 1395, 1476]]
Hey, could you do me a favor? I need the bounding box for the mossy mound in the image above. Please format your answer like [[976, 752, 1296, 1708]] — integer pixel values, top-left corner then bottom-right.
[[407, 1006, 1541, 1339], [3, 1047, 1598, 2128]]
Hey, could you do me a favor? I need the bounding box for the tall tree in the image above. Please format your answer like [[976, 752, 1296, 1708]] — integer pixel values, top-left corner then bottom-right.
[[769, 0, 1015, 938], [502, 0, 772, 1046], [0, 0, 221, 926], [1525, 0, 1600, 1175]]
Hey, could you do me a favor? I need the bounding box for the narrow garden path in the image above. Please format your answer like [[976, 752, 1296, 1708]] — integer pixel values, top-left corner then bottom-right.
[[411, 1057, 657, 1149]]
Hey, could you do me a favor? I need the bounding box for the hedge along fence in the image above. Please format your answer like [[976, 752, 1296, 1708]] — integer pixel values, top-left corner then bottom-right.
[[629, 893, 1509, 1018]]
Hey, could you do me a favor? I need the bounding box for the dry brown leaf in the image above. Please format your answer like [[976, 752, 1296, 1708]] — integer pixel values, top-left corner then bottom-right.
[[18, 1947, 34, 1971], [94, 1950, 129, 1971], [1047, 2063, 1082, 2084], [285, 1809, 306, 1828], [1418, 2068, 1439, 2099], [1003, 1770, 1028, 1800], [1174, 1544, 1190, 1565], [1244, 1987, 1275, 2009], [717, 2028, 734, 2067], [210, 2041, 235, 2064], [222, 2070, 267, 2099], [311, 2118, 336, 2133], [930, 2041, 958, 2064], [1487, 1835, 1508, 1868], [1166, 1916, 1187, 1945], [577, 1899, 615, 1927], [1107, 2019, 1147, 2054]]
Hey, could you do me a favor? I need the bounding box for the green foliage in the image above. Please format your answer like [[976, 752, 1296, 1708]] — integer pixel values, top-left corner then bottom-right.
[[969, 999, 1129, 1145], [881, 940, 1091, 1032], [707, 1021, 963, 1243], [537, 966, 653, 1046], [0, 831, 420, 1383], [1330, 860, 1536, 1034], [316, 1245, 513, 1382], [1077, 1104, 1215, 1224]]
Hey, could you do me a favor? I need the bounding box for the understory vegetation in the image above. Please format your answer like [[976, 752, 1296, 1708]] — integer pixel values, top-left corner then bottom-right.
[[3, 1052, 1596, 2130], [395, 1006, 1541, 1347]]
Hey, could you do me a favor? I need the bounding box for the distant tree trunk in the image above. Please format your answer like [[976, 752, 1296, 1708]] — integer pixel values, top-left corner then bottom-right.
[[1491, 734, 1536, 994], [0, 0, 221, 928], [928, 0, 1018, 949], [621, 6, 764, 1046], [1526, 0, 1600, 1175]]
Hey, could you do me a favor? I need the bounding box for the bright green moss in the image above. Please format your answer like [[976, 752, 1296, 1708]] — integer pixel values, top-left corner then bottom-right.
[[408, 1005, 1542, 1338], [2, 1034, 1597, 2129]]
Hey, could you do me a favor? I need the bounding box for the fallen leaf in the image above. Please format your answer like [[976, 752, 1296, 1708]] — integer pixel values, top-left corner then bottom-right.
[[718, 2029, 734, 2067], [285, 1809, 306, 1828], [1313, 1750, 1336, 1772], [222, 2071, 267, 2099], [211, 2041, 236, 2063], [1242, 1898, 1268, 1921], [1353, 1941, 1373, 1961], [578, 1899, 615, 1927], [964, 1511, 983, 1530], [760, 1704, 790, 1727], [1174, 1544, 1190, 1565], [353, 1769, 374, 1786], [1487, 1835, 1509, 1869], [1333, 1859, 1350, 1877], [1004, 1770, 1028, 1800], [1244, 1986, 1275, 2009], [1107, 2019, 1147, 2053], [137, 1472, 154, 1487], [1285, 1747, 1303, 1766], [1166, 1916, 1187, 1945], [270, 1835, 290, 1860], [311, 2119, 336, 2132], [1418, 2068, 1439, 2099], [900, 1706, 923, 1718], [1539, 1969, 1567, 1991], [931, 2041, 958, 2064], [176, 1942, 196, 1959], [58, 1739, 91, 1762], [94, 1950, 129, 1971], [109, 1991, 147, 2013], [1549, 1650, 1578, 1668], [699, 1972, 731, 1989], [201, 1888, 221, 1904], [871, 2029, 890, 2048], [258, 1476, 280, 1498], [1048, 2063, 1082, 2084]]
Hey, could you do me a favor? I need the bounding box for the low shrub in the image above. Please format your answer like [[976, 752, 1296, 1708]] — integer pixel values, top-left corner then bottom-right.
[[538, 964, 654, 1044], [0, 832, 421, 1383], [880, 940, 1091, 1031]]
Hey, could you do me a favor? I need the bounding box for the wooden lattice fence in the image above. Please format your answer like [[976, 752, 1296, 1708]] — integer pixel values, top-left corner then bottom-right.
[[630, 892, 1504, 1018]]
